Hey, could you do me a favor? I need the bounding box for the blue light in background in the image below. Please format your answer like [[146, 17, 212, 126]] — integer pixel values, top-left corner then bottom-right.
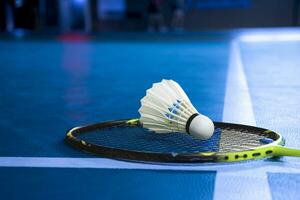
[[74, 0, 85, 3]]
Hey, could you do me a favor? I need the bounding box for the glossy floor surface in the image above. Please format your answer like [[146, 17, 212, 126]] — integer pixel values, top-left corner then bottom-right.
[[1, 29, 300, 200]]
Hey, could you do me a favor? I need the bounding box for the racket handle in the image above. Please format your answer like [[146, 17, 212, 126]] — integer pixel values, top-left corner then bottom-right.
[[273, 145, 300, 157]]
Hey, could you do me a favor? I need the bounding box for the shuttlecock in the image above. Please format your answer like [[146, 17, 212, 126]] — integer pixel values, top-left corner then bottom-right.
[[139, 79, 214, 140]]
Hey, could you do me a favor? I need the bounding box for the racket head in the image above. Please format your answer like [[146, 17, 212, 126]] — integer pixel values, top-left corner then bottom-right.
[[65, 119, 284, 163]]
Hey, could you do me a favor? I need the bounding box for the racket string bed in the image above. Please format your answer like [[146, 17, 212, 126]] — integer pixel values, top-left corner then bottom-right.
[[218, 128, 266, 152], [78, 125, 222, 153]]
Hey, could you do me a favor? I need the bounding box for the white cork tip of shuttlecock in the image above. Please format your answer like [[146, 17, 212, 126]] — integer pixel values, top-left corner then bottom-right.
[[188, 114, 215, 140]]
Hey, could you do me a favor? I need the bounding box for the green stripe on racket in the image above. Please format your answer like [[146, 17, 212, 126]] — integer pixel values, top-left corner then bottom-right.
[[65, 119, 300, 163]]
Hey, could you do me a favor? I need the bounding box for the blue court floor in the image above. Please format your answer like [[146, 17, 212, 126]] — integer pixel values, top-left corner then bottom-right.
[[0, 29, 300, 200]]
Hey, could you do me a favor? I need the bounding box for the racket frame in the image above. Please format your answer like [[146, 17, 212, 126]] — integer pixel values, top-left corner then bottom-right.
[[65, 119, 285, 163]]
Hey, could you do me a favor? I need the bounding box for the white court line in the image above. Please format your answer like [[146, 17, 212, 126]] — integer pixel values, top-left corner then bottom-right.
[[221, 41, 256, 126], [213, 41, 271, 200], [239, 33, 300, 42], [1, 156, 300, 172]]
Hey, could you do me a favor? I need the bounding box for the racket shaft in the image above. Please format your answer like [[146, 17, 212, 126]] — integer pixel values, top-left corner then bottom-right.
[[273, 145, 300, 157]]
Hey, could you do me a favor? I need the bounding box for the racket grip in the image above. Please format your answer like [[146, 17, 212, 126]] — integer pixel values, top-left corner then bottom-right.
[[273, 145, 300, 157]]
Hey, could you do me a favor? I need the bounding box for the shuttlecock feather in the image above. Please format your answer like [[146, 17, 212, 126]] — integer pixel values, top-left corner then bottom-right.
[[139, 79, 214, 140]]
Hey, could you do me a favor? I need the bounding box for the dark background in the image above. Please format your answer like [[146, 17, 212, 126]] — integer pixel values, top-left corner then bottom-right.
[[0, 0, 300, 34]]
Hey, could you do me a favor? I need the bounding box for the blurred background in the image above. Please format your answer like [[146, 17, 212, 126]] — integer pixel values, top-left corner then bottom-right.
[[0, 0, 299, 35]]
